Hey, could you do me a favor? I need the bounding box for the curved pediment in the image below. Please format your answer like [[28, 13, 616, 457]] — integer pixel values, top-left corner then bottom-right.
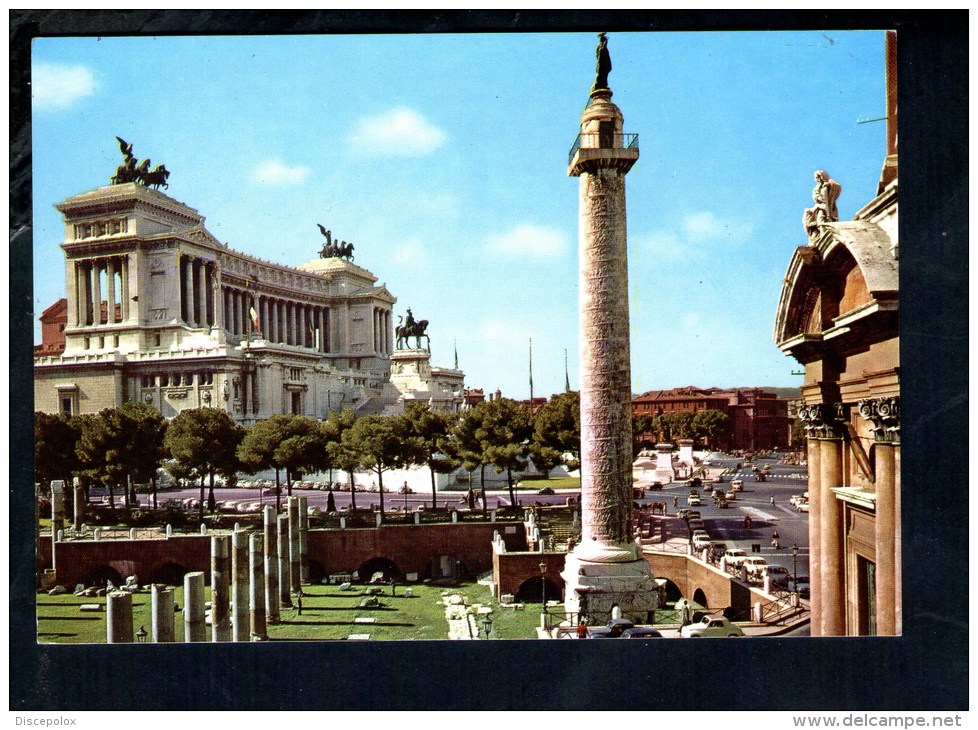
[[775, 220, 897, 353]]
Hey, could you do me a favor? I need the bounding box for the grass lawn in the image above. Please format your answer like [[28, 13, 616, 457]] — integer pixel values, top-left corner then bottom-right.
[[36, 580, 544, 643], [515, 476, 581, 491]]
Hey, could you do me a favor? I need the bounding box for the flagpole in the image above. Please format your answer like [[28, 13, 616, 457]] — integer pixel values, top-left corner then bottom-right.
[[529, 338, 534, 408]]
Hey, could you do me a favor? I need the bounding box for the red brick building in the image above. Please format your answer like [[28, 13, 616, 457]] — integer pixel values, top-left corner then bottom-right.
[[33, 298, 68, 357], [631, 386, 792, 451]]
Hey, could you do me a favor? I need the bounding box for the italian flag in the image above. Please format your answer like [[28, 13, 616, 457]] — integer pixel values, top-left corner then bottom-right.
[[249, 306, 261, 332]]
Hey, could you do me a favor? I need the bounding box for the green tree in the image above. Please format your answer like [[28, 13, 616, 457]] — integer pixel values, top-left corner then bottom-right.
[[790, 417, 807, 448], [474, 398, 533, 512], [531, 391, 581, 475], [238, 414, 328, 510], [692, 409, 732, 450], [323, 409, 360, 511], [344, 414, 408, 514], [117, 402, 168, 509], [632, 414, 656, 457], [165, 408, 243, 518], [34, 411, 81, 494], [669, 411, 697, 441], [75, 409, 132, 510], [400, 401, 457, 509]]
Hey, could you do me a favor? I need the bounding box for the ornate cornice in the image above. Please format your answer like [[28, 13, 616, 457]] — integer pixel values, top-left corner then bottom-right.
[[857, 397, 900, 444]]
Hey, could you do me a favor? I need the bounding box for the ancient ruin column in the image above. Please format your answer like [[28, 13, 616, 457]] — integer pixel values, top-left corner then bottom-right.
[[561, 38, 657, 625], [819, 436, 845, 635], [875, 442, 897, 636], [50, 481, 65, 536], [264, 506, 280, 623], [288, 497, 302, 594], [73, 479, 86, 531], [210, 534, 231, 642], [298, 496, 310, 584], [106, 591, 134, 643], [151, 584, 175, 643], [183, 571, 207, 643], [277, 513, 292, 609], [231, 530, 249, 642], [249, 532, 267, 640], [806, 435, 822, 635]]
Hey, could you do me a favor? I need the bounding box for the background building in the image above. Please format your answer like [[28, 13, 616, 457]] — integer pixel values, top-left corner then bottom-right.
[[773, 32, 899, 637], [34, 182, 462, 421]]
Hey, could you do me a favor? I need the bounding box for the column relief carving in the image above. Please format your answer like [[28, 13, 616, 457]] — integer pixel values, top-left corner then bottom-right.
[[857, 397, 900, 444], [797, 402, 847, 439]]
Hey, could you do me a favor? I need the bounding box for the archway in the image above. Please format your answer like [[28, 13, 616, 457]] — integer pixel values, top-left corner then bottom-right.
[[357, 557, 402, 583], [514, 576, 562, 604], [660, 578, 683, 604], [83, 564, 122, 588], [308, 559, 326, 585], [424, 555, 471, 581], [149, 562, 189, 586], [692, 588, 709, 608]]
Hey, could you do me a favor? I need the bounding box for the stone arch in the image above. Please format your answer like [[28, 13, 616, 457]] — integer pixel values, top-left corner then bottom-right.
[[658, 578, 681, 604], [357, 556, 402, 582], [692, 587, 709, 607], [514, 576, 562, 604], [308, 559, 326, 585], [149, 562, 190, 586], [83, 564, 123, 588]]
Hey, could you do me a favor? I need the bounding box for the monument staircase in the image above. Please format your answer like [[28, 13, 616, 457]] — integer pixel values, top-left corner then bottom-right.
[[537, 508, 579, 551]]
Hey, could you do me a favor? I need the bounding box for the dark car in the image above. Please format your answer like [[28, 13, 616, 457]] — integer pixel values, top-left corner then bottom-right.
[[620, 627, 664, 639], [587, 618, 635, 638]]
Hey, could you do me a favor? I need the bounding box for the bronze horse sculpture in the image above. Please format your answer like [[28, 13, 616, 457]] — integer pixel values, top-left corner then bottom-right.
[[317, 224, 355, 261], [395, 314, 429, 350], [110, 137, 170, 189]]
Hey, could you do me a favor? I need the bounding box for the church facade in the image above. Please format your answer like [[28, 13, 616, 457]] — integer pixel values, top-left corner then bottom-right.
[[34, 182, 463, 422]]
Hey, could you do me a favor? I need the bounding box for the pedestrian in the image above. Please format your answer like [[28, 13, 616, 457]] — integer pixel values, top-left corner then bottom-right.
[[673, 495, 679, 509], [390, 577, 396, 597], [577, 622, 588, 639], [294, 593, 303, 615], [770, 496, 775, 507]]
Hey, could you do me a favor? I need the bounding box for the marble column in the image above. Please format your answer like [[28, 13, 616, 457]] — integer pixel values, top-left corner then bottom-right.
[[106, 591, 134, 643], [277, 513, 292, 609], [806, 435, 822, 635], [106, 258, 117, 323], [288, 497, 301, 594], [151, 584, 175, 643], [120, 256, 130, 321], [92, 261, 102, 325], [183, 571, 207, 642], [210, 534, 231, 642], [875, 442, 897, 635], [264, 506, 280, 623], [250, 532, 267, 640], [196, 260, 208, 329], [298, 496, 310, 584], [894, 444, 902, 635], [204, 264, 214, 327], [561, 67, 656, 625], [231, 530, 249, 642], [183, 257, 194, 327], [819, 437, 845, 635]]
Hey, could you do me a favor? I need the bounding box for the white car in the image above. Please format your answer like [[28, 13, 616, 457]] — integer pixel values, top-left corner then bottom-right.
[[743, 557, 769, 582], [730, 480, 744, 492], [796, 501, 810, 512], [693, 534, 712, 551], [789, 494, 806, 507], [687, 495, 702, 506], [724, 548, 748, 568], [681, 615, 745, 638], [761, 564, 791, 589]]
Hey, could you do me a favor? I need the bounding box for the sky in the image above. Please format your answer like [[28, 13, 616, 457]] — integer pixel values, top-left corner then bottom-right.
[[30, 30, 886, 400]]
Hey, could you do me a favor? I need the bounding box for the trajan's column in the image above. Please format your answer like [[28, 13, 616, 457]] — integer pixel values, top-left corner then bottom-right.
[[562, 33, 659, 624]]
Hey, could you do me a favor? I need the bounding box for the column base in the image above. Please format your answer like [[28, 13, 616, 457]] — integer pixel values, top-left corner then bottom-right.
[[562, 546, 660, 625]]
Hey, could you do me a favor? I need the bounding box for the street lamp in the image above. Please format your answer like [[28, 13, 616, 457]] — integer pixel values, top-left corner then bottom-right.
[[539, 559, 547, 630], [482, 614, 493, 640], [791, 543, 799, 593], [136, 625, 148, 643]]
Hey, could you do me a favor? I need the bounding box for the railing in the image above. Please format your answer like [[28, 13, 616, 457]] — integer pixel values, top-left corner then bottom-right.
[[568, 132, 639, 164]]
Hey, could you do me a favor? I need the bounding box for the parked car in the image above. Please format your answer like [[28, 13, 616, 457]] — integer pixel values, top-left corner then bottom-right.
[[693, 534, 712, 551], [724, 549, 748, 569], [712, 542, 728, 559], [688, 519, 706, 532], [743, 557, 769, 583], [587, 618, 635, 638], [790, 575, 811, 599], [686, 510, 701, 520], [680, 615, 744, 638], [761, 564, 791, 589], [620, 627, 664, 639]]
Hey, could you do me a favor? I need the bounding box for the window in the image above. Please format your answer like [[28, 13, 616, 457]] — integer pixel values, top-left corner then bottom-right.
[[98, 336, 105, 349], [60, 397, 73, 416], [83, 337, 90, 350], [290, 368, 302, 381], [152, 331, 162, 347], [113, 335, 120, 347], [291, 391, 302, 415]]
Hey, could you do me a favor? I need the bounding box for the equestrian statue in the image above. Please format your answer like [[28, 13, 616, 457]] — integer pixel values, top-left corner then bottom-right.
[[317, 224, 355, 261], [110, 137, 170, 189], [395, 308, 430, 351]]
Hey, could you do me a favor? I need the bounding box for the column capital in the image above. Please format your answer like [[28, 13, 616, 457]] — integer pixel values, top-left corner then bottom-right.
[[857, 397, 900, 444], [797, 402, 847, 439]]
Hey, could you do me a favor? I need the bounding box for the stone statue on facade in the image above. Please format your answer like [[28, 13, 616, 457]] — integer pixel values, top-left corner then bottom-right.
[[803, 170, 841, 239], [395, 308, 430, 350], [593, 32, 612, 91], [317, 224, 355, 261], [110, 137, 170, 189]]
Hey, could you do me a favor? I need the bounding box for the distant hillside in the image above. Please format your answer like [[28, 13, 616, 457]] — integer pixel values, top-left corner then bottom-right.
[[749, 386, 802, 399]]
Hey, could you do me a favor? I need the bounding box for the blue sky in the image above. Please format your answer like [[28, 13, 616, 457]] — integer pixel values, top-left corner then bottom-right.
[[31, 31, 886, 399]]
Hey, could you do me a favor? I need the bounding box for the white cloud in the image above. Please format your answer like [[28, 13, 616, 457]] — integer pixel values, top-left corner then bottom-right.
[[250, 159, 312, 185], [32, 62, 96, 110], [391, 238, 429, 266], [487, 224, 568, 259], [683, 211, 727, 241], [349, 107, 447, 157]]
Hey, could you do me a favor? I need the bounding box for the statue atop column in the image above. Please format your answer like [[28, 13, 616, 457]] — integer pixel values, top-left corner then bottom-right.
[[803, 170, 841, 239], [395, 308, 430, 351], [592, 32, 612, 91]]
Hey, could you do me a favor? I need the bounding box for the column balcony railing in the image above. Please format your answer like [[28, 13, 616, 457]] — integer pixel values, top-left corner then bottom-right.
[[568, 132, 639, 164]]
